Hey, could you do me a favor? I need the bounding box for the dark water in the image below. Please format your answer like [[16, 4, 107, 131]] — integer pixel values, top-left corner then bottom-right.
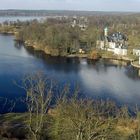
[[0, 34, 140, 112]]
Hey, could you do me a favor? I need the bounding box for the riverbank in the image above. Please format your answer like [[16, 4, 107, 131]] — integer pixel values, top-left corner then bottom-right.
[[0, 25, 18, 35], [101, 55, 134, 62], [20, 39, 140, 70], [0, 29, 138, 68], [23, 39, 136, 62], [131, 61, 140, 68], [24, 40, 92, 58]]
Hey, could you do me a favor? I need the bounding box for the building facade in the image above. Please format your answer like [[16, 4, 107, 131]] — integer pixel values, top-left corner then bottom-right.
[[97, 28, 128, 56], [133, 48, 140, 56]]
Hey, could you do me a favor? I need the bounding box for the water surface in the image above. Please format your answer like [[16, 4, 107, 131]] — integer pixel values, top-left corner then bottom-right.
[[0, 34, 140, 112], [0, 16, 45, 23]]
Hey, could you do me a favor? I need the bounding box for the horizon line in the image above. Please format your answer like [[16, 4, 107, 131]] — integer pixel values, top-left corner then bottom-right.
[[0, 9, 139, 13]]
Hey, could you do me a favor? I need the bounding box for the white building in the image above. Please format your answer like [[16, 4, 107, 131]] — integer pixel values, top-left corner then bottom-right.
[[97, 40, 105, 50], [71, 16, 88, 30], [97, 28, 128, 56], [133, 48, 140, 65], [107, 42, 116, 52], [104, 27, 108, 37], [114, 46, 127, 56], [133, 48, 140, 56]]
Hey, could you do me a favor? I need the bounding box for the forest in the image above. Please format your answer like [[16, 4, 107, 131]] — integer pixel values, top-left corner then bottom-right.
[[0, 13, 140, 57]]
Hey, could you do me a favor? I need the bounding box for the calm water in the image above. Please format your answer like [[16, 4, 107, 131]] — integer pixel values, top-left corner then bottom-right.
[[0, 16, 45, 23], [0, 34, 140, 112]]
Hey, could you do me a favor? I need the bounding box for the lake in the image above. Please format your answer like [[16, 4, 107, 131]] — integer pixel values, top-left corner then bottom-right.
[[0, 16, 46, 23], [0, 34, 140, 113]]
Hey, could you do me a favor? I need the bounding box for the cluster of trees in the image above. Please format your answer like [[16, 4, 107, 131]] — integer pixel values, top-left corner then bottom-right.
[[14, 13, 140, 56], [0, 73, 140, 139], [24, 73, 140, 140], [1, 13, 140, 56], [1, 73, 137, 140], [15, 19, 100, 56]]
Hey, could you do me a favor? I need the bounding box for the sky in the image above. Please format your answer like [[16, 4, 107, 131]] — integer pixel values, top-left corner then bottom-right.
[[0, 0, 140, 12]]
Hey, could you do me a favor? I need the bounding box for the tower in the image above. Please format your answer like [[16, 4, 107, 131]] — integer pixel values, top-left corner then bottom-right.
[[71, 16, 77, 28], [104, 27, 108, 49], [104, 27, 108, 37]]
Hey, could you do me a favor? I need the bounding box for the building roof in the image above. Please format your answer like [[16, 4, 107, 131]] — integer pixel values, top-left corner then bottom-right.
[[107, 32, 127, 43], [115, 44, 128, 49]]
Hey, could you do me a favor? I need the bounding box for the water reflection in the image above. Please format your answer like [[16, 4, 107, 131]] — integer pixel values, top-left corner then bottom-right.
[[0, 34, 140, 113], [14, 41, 23, 50], [125, 66, 140, 80], [14, 42, 140, 107], [25, 47, 81, 74]]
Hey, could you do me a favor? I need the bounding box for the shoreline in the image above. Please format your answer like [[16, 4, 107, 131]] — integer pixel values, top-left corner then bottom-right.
[[101, 55, 133, 62], [23, 40, 132, 60], [24, 40, 93, 59], [131, 61, 140, 69], [1, 32, 140, 68], [25, 42, 136, 68], [21, 39, 140, 68]]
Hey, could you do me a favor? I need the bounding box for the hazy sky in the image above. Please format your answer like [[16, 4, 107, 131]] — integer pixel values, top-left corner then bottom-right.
[[0, 0, 140, 11]]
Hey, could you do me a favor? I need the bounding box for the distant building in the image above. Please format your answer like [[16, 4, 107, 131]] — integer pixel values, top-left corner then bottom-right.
[[133, 48, 140, 56], [97, 27, 128, 56], [78, 42, 88, 54], [71, 16, 77, 28], [114, 45, 127, 56], [133, 48, 140, 65], [104, 27, 108, 37], [71, 16, 88, 31]]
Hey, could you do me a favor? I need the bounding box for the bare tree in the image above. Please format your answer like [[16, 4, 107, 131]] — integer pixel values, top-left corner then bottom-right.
[[22, 72, 53, 140], [52, 93, 116, 140]]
